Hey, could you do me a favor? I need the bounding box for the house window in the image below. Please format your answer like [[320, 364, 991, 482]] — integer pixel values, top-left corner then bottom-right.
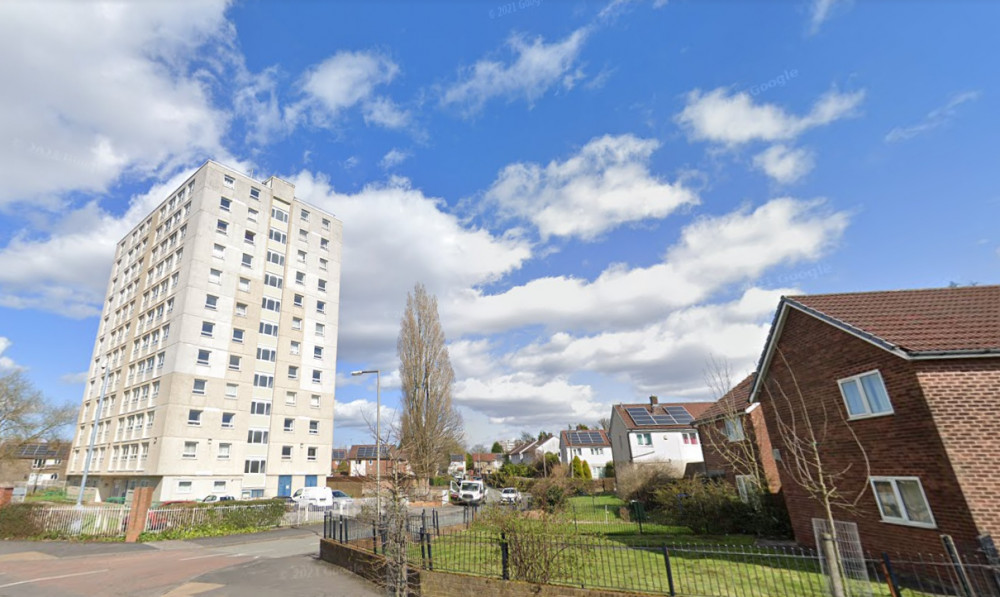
[[314, 346, 323, 360], [636, 433, 652, 446], [259, 321, 279, 336], [188, 409, 202, 426], [870, 477, 935, 527], [839, 370, 894, 419], [682, 432, 698, 445], [319, 258, 328, 271], [253, 374, 274, 388], [218, 443, 231, 459], [315, 323, 325, 337], [267, 250, 285, 266], [288, 365, 298, 379], [317, 279, 326, 292], [269, 228, 286, 244], [247, 429, 269, 444], [192, 380, 206, 395], [724, 418, 745, 442], [294, 294, 303, 307], [178, 480, 193, 492], [225, 383, 238, 399], [183, 442, 197, 458], [295, 271, 305, 285], [311, 370, 321, 383], [292, 317, 302, 331], [229, 355, 241, 371], [282, 445, 292, 459], [310, 394, 320, 408], [309, 420, 319, 434], [238, 277, 250, 292], [248, 208, 258, 222], [250, 401, 271, 415], [257, 347, 276, 362], [197, 349, 210, 365], [213, 243, 225, 258], [261, 297, 281, 312], [232, 328, 245, 343], [322, 218, 330, 230], [317, 301, 326, 314], [320, 239, 329, 251], [307, 447, 317, 461], [244, 230, 256, 245], [222, 412, 235, 428], [241, 253, 253, 268], [217, 220, 229, 234], [205, 295, 218, 310], [271, 206, 289, 222], [244, 459, 266, 474], [297, 250, 306, 263], [220, 197, 231, 211], [264, 273, 282, 288], [284, 418, 294, 432], [735, 475, 759, 504], [214, 480, 227, 492], [286, 391, 297, 405], [300, 209, 310, 221], [209, 268, 222, 284], [249, 187, 260, 200], [201, 322, 214, 337], [224, 175, 235, 188], [290, 341, 300, 355]]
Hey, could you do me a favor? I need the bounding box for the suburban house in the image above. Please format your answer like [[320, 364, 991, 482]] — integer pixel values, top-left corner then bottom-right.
[[608, 397, 712, 477], [750, 285, 1000, 555], [559, 429, 613, 478], [469, 453, 502, 475], [694, 374, 781, 501], [347, 445, 409, 477], [0, 442, 70, 493], [447, 454, 466, 478], [507, 434, 559, 466]]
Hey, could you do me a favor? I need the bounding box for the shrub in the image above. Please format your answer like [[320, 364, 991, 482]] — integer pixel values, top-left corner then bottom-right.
[[478, 507, 588, 584], [429, 476, 451, 487], [653, 478, 753, 535], [615, 462, 677, 504], [604, 461, 615, 478], [581, 461, 592, 480], [0, 503, 43, 538], [528, 477, 574, 512]]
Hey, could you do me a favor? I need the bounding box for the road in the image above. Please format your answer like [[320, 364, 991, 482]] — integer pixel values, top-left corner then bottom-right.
[[0, 525, 381, 597]]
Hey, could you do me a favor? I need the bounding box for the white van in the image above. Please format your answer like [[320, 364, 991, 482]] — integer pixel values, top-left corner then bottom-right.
[[291, 486, 333, 507]]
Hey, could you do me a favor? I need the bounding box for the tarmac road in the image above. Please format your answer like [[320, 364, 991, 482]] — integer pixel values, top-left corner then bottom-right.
[[0, 525, 380, 597]]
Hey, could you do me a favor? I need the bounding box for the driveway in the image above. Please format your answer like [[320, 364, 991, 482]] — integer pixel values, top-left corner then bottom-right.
[[0, 526, 381, 597]]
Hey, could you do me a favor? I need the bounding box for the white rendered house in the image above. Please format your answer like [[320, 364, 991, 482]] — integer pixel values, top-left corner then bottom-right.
[[608, 397, 712, 477], [559, 429, 612, 478]]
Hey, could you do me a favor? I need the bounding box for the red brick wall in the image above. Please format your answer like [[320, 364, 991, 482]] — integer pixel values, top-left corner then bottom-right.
[[758, 308, 981, 554], [696, 408, 781, 494], [916, 360, 1000, 544]]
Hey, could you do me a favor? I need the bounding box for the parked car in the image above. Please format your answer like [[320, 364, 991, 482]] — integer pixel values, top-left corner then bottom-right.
[[499, 487, 521, 504], [458, 479, 486, 506], [200, 495, 235, 503]]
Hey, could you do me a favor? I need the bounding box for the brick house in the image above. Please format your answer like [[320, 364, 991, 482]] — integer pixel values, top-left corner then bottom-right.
[[750, 285, 1000, 555], [470, 453, 502, 475], [0, 442, 70, 493], [693, 374, 781, 500], [347, 445, 410, 477]]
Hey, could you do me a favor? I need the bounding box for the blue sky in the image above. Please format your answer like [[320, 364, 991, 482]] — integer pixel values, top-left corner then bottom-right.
[[0, 0, 997, 449]]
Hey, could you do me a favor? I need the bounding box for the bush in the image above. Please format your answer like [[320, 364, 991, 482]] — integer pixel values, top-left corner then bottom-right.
[[604, 461, 615, 478], [429, 476, 451, 487], [615, 462, 677, 504], [0, 503, 43, 538], [528, 477, 572, 513], [653, 478, 753, 535], [478, 507, 588, 584]]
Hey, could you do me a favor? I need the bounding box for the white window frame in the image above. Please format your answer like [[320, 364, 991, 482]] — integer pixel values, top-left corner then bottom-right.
[[838, 370, 894, 420], [870, 476, 936, 528], [724, 417, 745, 442], [635, 432, 652, 446], [735, 475, 759, 504]]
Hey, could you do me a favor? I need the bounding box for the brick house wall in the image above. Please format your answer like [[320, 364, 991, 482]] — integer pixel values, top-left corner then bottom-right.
[[696, 403, 781, 494], [916, 360, 1000, 545], [758, 308, 982, 555]]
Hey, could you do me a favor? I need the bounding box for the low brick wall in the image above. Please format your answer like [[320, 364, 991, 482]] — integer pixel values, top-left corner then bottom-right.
[[319, 539, 653, 597]]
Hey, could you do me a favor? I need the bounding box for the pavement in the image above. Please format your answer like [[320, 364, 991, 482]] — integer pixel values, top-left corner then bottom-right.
[[0, 525, 381, 597]]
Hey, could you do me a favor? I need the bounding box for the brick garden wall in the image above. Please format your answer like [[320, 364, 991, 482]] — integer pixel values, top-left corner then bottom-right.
[[758, 308, 982, 554]]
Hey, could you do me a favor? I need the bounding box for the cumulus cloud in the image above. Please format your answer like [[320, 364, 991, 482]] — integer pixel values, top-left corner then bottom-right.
[[485, 134, 698, 240], [454, 374, 603, 426], [333, 398, 397, 434], [0, 1, 231, 206], [676, 87, 865, 147], [753, 145, 815, 184], [0, 337, 21, 371], [60, 371, 89, 385], [441, 28, 589, 116], [885, 91, 981, 143], [287, 50, 408, 129], [809, 0, 849, 34], [448, 197, 849, 335], [380, 148, 411, 170]]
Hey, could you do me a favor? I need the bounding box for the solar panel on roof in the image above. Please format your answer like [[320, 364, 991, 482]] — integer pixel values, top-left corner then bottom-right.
[[568, 431, 605, 445], [665, 406, 694, 424], [628, 405, 694, 426], [357, 446, 382, 459], [626, 407, 655, 425]]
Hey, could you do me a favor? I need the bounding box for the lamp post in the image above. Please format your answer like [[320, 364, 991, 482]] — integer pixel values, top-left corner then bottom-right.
[[351, 369, 380, 520], [77, 361, 110, 507]]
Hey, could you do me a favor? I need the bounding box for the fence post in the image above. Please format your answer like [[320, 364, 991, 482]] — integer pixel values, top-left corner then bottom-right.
[[501, 532, 510, 581], [422, 508, 426, 532], [420, 528, 427, 568], [426, 530, 434, 571], [942, 534, 978, 597], [820, 533, 847, 597], [662, 546, 676, 596], [880, 552, 901, 597]]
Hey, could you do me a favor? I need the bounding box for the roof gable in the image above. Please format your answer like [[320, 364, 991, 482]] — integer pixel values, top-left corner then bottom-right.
[[693, 374, 755, 424], [612, 402, 712, 430]]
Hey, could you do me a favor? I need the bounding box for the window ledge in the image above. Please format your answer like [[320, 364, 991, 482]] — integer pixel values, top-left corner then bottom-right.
[[847, 411, 894, 422], [879, 518, 936, 530]]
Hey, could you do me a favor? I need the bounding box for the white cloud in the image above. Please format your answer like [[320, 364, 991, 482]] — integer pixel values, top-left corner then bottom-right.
[[287, 171, 533, 365], [885, 91, 981, 143], [454, 374, 603, 426], [0, 337, 21, 371], [0, 1, 231, 206], [753, 144, 815, 184], [809, 0, 849, 34], [334, 398, 397, 435], [676, 87, 865, 147], [441, 28, 589, 116], [485, 134, 698, 240], [60, 371, 89, 385], [380, 148, 411, 170], [288, 50, 407, 129], [448, 197, 848, 335]]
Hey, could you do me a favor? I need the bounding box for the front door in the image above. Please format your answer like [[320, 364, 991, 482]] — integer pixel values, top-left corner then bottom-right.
[[278, 475, 292, 497], [305, 475, 317, 487]]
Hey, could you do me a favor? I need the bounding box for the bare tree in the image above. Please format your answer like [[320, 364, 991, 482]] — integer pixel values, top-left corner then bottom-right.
[[397, 284, 464, 494], [597, 417, 611, 431], [698, 356, 769, 495], [762, 349, 871, 597], [0, 371, 75, 460]]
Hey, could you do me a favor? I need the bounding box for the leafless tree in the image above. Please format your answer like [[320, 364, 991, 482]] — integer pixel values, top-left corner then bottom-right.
[[762, 349, 871, 597], [597, 417, 611, 431], [698, 356, 769, 495], [397, 284, 464, 494], [0, 371, 75, 461]]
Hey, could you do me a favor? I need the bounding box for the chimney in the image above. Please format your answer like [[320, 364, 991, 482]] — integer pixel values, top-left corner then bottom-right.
[[649, 395, 659, 406]]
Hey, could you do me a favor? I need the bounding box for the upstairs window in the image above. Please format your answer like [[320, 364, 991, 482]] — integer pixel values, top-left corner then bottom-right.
[[724, 417, 745, 442], [839, 370, 893, 419]]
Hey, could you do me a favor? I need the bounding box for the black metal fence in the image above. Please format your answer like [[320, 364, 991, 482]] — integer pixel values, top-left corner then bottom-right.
[[324, 508, 1000, 597]]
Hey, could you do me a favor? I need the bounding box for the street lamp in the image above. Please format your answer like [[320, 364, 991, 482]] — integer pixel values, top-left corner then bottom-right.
[[77, 361, 110, 507], [351, 369, 380, 520]]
